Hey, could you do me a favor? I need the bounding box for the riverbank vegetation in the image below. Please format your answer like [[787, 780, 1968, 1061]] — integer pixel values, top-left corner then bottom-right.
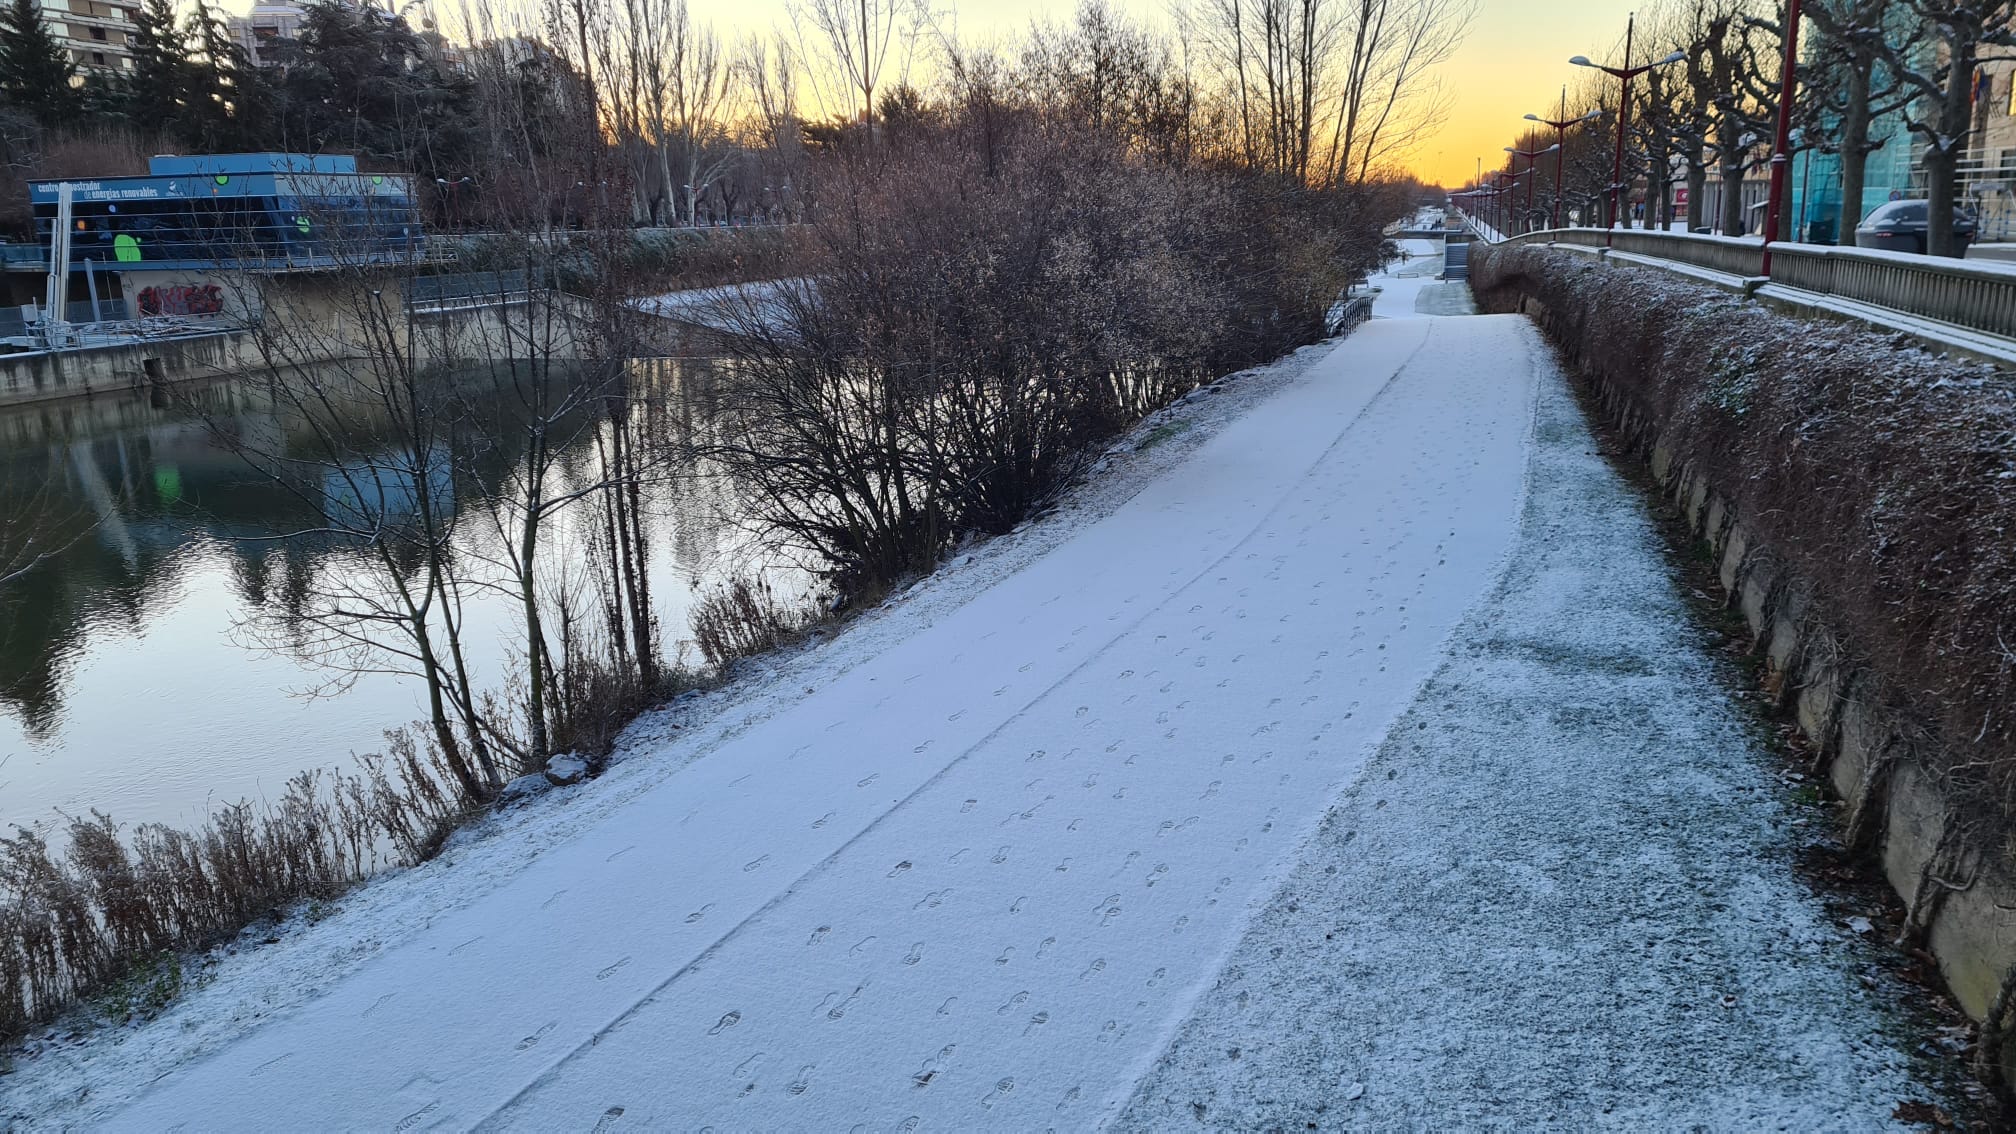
[[0, 0, 1450, 1042]]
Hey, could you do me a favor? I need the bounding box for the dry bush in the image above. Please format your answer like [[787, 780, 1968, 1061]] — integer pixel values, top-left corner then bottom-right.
[[708, 95, 1386, 593], [1473, 242, 2016, 850], [691, 576, 811, 671], [0, 732, 470, 1040]]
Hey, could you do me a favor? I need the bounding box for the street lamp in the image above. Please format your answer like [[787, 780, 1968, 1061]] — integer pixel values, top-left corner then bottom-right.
[[1571, 14, 1686, 242], [1504, 142, 1561, 234], [1526, 93, 1604, 230], [1760, 0, 1804, 271]]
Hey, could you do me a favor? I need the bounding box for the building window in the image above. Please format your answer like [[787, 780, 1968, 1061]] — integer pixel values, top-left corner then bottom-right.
[[90, 50, 104, 65], [88, 25, 103, 39]]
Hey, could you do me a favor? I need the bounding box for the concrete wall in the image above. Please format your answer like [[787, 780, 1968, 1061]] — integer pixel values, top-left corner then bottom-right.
[[0, 330, 269, 407]]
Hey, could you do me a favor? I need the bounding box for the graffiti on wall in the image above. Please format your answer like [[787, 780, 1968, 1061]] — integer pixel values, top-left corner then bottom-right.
[[137, 285, 225, 317]]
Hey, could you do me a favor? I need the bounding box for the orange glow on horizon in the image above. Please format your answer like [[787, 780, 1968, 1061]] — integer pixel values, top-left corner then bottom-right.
[[250, 0, 1640, 188]]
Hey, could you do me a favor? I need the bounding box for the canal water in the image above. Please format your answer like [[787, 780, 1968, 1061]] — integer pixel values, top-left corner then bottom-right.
[[0, 360, 804, 834]]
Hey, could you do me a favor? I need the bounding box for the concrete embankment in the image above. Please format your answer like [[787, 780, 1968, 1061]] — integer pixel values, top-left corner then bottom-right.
[[0, 331, 266, 407], [1473, 238, 2016, 1090]]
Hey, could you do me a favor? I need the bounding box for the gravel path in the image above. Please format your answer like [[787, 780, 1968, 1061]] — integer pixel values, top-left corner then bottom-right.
[[1114, 327, 1931, 1131]]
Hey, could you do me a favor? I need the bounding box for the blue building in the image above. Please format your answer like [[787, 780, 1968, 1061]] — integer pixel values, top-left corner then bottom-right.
[[27, 153, 425, 275]]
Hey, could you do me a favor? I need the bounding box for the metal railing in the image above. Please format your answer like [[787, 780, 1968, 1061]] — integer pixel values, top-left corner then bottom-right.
[[1480, 222, 2016, 345], [1507, 227, 1765, 277], [1763, 243, 2016, 342]]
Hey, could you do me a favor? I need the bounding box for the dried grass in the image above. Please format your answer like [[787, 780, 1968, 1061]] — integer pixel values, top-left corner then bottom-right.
[[0, 732, 470, 1040], [690, 576, 812, 672]]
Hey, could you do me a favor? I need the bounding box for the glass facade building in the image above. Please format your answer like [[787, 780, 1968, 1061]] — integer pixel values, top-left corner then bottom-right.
[[28, 153, 425, 272]]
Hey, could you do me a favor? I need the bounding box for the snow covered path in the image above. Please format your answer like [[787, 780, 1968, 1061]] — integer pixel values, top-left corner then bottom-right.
[[101, 309, 1540, 1129], [1114, 348, 1933, 1130]]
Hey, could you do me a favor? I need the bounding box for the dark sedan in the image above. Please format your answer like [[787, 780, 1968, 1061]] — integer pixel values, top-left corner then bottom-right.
[[1854, 199, 1977, 253]]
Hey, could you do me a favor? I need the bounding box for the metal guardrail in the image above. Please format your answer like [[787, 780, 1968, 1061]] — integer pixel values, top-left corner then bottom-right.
[[1765, 244, 2016, 343], [1485, 223, 2016, 347], [406, 269, 541, 306], [1507, 227, 1764, 277]]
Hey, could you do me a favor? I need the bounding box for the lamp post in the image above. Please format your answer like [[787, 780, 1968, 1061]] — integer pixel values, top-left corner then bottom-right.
[[1504, 142, 1561, 234], [1525, 91, 1604, 230], [1760, 0, 1804, 272], [1571, 14, 1686, 243]]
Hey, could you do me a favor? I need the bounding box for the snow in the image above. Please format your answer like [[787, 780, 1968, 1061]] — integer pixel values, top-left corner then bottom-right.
[[1114, 343, 1932, 1130], [629, 277, 806, 332], [0, 262, 1939, 1127]]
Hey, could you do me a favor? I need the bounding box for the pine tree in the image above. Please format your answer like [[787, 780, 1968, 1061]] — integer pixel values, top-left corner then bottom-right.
[[123, 0, 187, 135], [0, 0, 79, 125]]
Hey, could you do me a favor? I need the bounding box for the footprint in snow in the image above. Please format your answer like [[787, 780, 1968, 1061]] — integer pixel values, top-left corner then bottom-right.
[[888, 860, 912, 877], [904, 942, 924, 965], [685, 904, 714, 924], [980, 1077, 1017, 1109], [515, 1022, 557, 1050], [807, 925, 830, 946]]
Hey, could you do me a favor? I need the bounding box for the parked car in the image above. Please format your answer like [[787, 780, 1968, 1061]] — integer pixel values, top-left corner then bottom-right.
[[1854, 199, 1978, 253]]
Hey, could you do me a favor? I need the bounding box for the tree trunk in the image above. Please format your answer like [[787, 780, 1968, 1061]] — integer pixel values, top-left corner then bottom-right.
[[1839, 57, 1873, 237], [1926, 38, 1975, 258], [1686, 162, 1708, 233], [1719, 162, 1745, 235]]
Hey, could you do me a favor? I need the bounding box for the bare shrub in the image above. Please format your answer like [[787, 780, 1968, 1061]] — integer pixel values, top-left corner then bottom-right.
[[0, 732, 471, 1041], [707, 34, 1398, 594], [691, 576, 812, 671], [1472, 242, 2016, 850]]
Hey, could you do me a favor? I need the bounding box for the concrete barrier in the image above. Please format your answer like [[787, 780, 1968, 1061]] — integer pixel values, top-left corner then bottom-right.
[[0, 331, 268, 407]]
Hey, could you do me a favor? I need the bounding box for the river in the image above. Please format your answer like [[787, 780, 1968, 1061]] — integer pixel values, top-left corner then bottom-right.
[[0, 359, 804, 834]]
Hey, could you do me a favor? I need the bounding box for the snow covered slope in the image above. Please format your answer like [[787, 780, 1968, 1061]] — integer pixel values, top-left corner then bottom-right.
[[85, 309, 1538, 1129]]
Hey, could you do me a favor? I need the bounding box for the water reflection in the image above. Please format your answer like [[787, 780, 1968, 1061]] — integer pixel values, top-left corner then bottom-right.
[[0, 359, 797, 832]]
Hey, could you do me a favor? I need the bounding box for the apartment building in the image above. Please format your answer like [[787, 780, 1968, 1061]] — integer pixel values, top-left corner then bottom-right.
[[38, 0, 137, 76], [227, 0, 309, 66]]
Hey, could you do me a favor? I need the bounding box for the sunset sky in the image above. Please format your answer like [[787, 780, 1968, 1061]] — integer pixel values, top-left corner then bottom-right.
[[426, 0, 1640, 187], [681, 0, 1643, 187]]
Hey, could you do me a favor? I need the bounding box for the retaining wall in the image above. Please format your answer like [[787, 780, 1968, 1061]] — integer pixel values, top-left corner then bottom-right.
[[0, 331, 267, 407]]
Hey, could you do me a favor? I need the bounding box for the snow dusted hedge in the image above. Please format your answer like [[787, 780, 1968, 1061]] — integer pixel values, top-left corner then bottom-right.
[[1471, 242, 2016, 851]]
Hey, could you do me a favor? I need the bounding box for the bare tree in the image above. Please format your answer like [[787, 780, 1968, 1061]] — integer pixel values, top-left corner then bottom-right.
[[1188, 0, 1470, 186], [789, 0, 920, 130], [1804, 0, 1919, 236], [1888, 0, 2016, 255]]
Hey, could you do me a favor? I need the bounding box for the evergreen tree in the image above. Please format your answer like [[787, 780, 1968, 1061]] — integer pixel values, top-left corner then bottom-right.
[[123, 0, 188, 135], [0, 0, 78, 125], [178, 0, 265, 151]]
